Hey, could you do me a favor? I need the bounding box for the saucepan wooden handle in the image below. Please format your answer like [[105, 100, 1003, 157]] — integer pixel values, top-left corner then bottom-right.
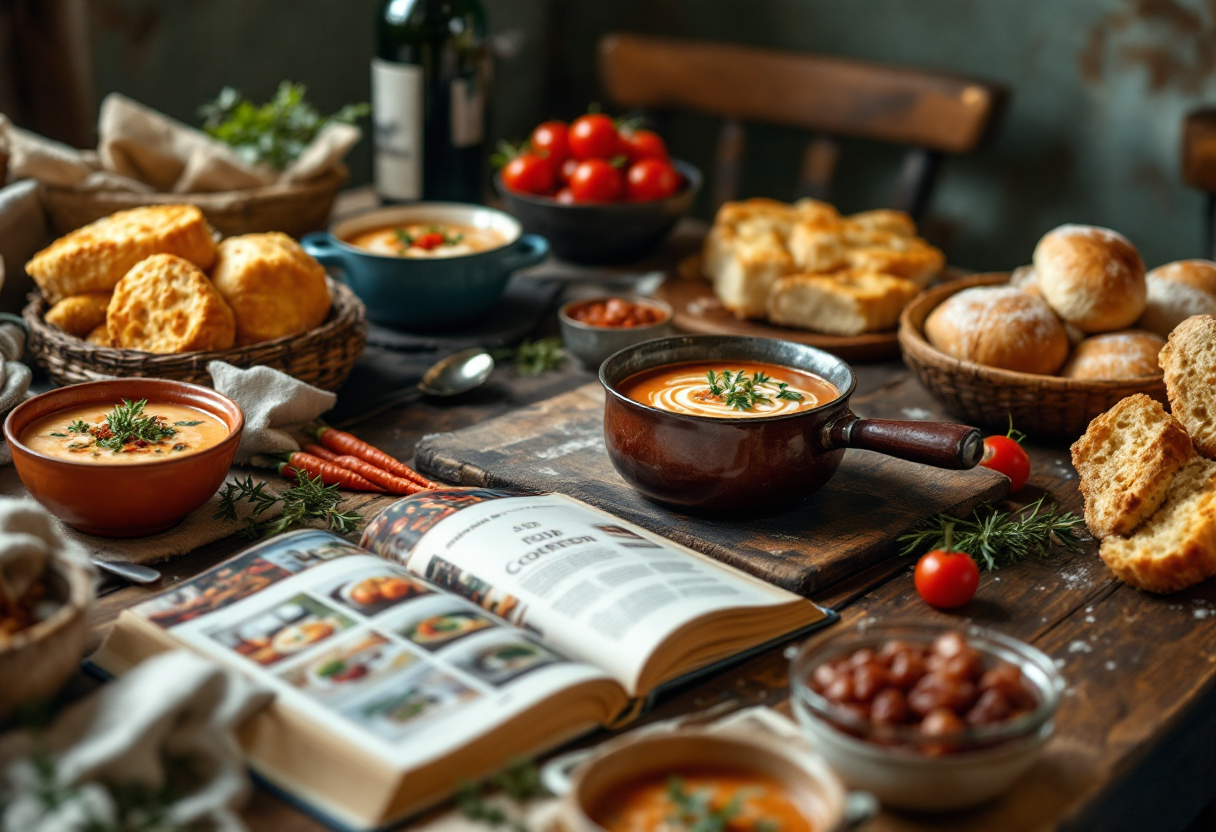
[[824, 415, 983, 470]]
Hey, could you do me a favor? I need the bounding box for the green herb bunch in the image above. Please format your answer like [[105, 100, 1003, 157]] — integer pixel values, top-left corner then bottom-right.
[[491, 336, 565, 376], [96, 399, 177, 452], [666, 777, 778, 832], [706, 369, 803, 411], [456, 759, 549, 832], [199, 81, 369, 170], [215, 474, 361, 539]]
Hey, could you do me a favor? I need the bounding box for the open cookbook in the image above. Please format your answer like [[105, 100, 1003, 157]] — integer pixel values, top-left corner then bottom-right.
[[92, 488, 832, 831]]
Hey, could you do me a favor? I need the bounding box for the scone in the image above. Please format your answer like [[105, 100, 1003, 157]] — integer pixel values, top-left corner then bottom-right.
[[710, 228, 796, 319], [1061, 330, 1166, 380], [1148, 259, 1216, 298], [25, 205, 217, 303], [1099, 456, 1216, 593], [1033, 224, 1146, 333], [1159, 314, 1216, 458], [44, 292, 112, 338], [766, 270, 919, 336], [1137, 274, 1216, 338], [107, 254, 235, 353], [1070, 394, 1193, 539], [924, 286, 1070, 375], [210, 233, 332, 345]]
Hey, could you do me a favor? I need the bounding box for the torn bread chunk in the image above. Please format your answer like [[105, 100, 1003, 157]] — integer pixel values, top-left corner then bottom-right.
[[709, 228, 796, 319], [1160, 314, 1216, 459], [766, 270, 919, 336]]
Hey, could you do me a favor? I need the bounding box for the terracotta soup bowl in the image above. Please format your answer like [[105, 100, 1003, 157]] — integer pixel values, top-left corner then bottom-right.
[[5, 379, 244, 537], [600, 335, 983, 512]]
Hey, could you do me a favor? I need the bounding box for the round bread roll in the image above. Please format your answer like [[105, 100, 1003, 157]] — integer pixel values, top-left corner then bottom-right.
[[1033, 224, 1146, 333], [107, 254, 235, 353], [1060, 330, 1166, 380], [925, 285, 1070, 374], [1136, 274, 1216, 338], [1009, 264, 1039, 295], [45, 292, 111, 338], [210, 233, 332, 346], [1148, 259, 1216, 298]]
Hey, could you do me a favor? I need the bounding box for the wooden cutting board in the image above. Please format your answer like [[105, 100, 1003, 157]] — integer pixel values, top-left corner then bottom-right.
[[414, 384, 1008, 597]]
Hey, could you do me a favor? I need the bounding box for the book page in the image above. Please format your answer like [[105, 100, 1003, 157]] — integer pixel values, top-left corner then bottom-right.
[[361, 490, 796, 694], [129, 529, 613, 770]]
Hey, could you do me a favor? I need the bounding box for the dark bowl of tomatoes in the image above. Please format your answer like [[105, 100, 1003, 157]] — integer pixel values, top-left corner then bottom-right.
[[789, 623, 1064, 811], [497, 159, 700, 264]]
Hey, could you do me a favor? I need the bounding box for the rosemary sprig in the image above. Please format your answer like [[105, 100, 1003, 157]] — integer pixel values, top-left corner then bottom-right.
[[705, 369, 803, 411], [499, 336, 565, 376], [96, 399, 176, 452], [898, 493, 1084, 570], [214, 474, 361, 539]]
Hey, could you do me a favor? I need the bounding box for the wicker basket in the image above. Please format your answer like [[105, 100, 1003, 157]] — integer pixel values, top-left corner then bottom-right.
[[25, 278, 366, 391], [898, 273, 1167, 439], [39, 167, 347, 238]]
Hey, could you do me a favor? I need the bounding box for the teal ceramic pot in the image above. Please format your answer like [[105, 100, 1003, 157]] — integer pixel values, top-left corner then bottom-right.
[[301, 203, 549, 331]]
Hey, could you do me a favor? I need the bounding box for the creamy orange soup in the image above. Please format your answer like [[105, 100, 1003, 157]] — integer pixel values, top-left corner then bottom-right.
[[591, 769, 812, 832], [21, 401, 228, 464], [618, 361, 838, 419], [347, 223, 507, 258]]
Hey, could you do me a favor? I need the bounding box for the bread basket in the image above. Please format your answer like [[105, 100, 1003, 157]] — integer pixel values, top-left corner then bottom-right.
[[24, 277, 366, 391], [38, 168, 347, 239], [899, 274, 1167, 438]]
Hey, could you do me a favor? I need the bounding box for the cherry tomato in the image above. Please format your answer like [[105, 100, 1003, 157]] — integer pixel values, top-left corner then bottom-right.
[[569, 159, 623, 202], [626, 158, 681, 201], [914, 549, 979, 609], [530, 121, 570, 165], [411, 232, 446, 251], [981, 435, 1030, 493], [559, 157, 579, 185], [621, 128, 668, 162], [501, 152, 555, 196], [569, 113, 621, 160], [554, 187, 576, 204]]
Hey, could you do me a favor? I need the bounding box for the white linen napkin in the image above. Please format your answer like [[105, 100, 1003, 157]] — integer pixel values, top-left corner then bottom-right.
[[0, 314, 33, 468], [208, 361, 336, 464], [0, 498, 86, 623], [0, 650, 274, 832]]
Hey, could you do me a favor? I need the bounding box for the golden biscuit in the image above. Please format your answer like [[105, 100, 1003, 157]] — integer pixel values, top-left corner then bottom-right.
[[107, 254, 235, 354], [44, 292, 111, 338], [85, 324, 113, 347], [25, 205, 217, 303], [210, 233, 332, 345]]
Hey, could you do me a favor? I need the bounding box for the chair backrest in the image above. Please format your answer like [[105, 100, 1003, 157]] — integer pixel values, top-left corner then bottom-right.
[[1183, 108, 1216, 259], [598, 33, 1007, 221]]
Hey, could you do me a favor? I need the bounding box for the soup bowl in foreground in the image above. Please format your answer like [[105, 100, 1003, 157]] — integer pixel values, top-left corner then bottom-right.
[[600, 336, 985, 512], [4, 379, 244, 537]]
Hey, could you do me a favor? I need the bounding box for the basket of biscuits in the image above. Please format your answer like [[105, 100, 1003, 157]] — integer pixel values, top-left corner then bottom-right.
[[22, 204, 366, 390], [897, 223, 1209, 437]]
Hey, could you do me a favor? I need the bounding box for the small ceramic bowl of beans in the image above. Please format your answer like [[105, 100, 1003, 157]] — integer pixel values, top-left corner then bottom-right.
[[559, 295, 673, 368], [789, 623, 1064, 812]]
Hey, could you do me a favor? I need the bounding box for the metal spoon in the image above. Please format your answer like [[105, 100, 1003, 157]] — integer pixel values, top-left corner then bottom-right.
[[92, 559, 161, 585], [336, 348, 496, 429]]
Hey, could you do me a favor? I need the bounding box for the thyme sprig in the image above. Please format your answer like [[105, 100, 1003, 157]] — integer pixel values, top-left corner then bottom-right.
[[394, 225, 464, 249], [666, 776, 777, 832], [706, 369, 803, 411], [898, 493, 1085, 571], [96, 399, 177, 452], [215, 474, 361, 539], [67, 419, 90, 434]]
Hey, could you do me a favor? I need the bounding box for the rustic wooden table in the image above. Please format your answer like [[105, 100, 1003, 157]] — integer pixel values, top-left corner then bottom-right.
[[79, 233, 1216, 832]]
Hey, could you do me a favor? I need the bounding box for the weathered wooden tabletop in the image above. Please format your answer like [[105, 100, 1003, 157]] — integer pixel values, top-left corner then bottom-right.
[[79, 233, 1216, 832]]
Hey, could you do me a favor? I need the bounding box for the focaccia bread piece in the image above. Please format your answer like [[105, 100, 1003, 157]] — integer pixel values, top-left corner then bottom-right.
[[766, 270, 919, 336], [1061, 330, 1166, 381], [44, 292, 112, 338], [25, 205, 217, 303], [847, 209, 917, 237], [1033, 224, 1145, 333], [924, 285, 1070, 375], [788, 219, 944, 287], [1099, 455, 1216, 593], [1160, 314, 1216, 459], [710, 228, 796, 319], [843, 235, 944, 288], [1070, 393, 1193, 539], [107, 254, 235, 354], [211, 233, 332, 345]]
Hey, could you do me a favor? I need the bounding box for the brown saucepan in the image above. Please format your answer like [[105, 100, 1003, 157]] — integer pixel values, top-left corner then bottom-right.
[[599, 335, 983, 512]]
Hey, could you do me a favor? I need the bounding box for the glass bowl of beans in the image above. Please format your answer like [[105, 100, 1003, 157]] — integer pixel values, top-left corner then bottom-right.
[[558, 295, 673, 368], [789, 623, 1064, 812]]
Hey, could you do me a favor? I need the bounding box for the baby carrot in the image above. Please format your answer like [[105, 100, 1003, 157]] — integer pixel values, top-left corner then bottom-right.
[[332, 454, 428, 495], [279, 452, 385, 493], [310, 425, 436, 488]]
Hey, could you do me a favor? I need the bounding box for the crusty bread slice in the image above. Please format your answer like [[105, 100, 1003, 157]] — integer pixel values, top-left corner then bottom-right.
[[709, 228, 796, 319], [1070, 394, 1193, 538], [766, 270, 919, 336], [1099, 456, 1216, 593], [1160, 315, 1216, 459]]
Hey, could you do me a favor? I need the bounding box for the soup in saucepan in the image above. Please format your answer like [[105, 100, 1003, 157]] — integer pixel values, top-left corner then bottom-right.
[[347, 223, 507, 258], [590, 769, 812, 832], [21, 399, 228, 464], [618, 361, 838, 418]]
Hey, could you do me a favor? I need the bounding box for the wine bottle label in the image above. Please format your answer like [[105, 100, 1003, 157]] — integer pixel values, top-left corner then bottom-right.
[[450, 75, 484, 148], [372, 58, 423, 200]]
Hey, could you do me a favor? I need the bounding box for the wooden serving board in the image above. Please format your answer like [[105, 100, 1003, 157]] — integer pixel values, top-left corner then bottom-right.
[[415, 384, 1008, 597]]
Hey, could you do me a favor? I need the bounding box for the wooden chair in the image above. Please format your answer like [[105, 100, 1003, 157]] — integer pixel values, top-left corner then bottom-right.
[[1183, 108, 1216, 258], [598, 33, 1008, 223]]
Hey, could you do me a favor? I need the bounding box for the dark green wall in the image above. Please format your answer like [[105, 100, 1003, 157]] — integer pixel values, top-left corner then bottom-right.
[[88, 0, 1216, 270]]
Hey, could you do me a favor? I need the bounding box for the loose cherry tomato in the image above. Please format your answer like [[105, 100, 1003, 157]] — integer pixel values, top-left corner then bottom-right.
[[501, 152, 555, 196], [569, 158, 623, 202], [554, 187, 576, 204], [569, 113, 621, 160], [530, 121, 570, 165], [914, 549, 979, 609], [981, 435, 1030, 493], [626, 158, 681, 201], [621, 128, 668, 162], [559, 157, 579, 185]]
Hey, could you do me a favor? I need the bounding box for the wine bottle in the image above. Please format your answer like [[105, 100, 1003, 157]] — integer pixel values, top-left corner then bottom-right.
[[373, 0, 489, 203]]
